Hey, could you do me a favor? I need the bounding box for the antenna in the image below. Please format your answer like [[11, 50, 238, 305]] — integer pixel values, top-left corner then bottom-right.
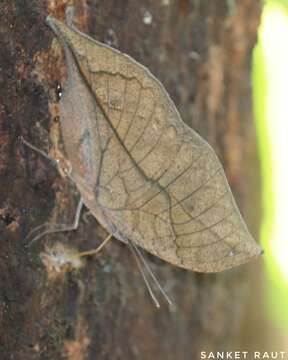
[[127, 239, 173, 308]]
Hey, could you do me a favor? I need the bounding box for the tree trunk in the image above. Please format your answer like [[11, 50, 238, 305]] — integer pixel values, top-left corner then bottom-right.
[[0, 0, 262, 359]]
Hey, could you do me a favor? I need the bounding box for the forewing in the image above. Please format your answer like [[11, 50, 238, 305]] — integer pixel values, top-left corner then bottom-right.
[[47, 16, 262, 272]]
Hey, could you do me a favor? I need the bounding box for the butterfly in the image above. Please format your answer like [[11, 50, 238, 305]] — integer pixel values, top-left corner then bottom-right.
[[28, 6, 262, 281]]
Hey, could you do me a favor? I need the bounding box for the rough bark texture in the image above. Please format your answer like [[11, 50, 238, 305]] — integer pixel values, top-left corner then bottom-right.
[[0, 0, 262, 359]]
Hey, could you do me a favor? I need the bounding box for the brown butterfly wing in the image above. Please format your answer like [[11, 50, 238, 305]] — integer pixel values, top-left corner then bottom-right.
[[47, 16, 262, 272]]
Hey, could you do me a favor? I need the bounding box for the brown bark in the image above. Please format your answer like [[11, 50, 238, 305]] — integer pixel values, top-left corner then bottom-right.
[[0, 0, 262, 359]]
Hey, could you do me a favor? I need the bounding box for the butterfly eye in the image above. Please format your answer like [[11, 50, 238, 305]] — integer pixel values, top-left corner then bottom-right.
[[56, 83, 63, 101]]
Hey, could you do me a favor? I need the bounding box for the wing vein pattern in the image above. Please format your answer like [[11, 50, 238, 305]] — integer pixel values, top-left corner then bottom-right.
[[49, 16, 262, 272]]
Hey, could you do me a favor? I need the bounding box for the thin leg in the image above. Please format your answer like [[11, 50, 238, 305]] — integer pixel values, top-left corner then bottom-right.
[[26, 198, 84, 246], [21, 136, 58, 167], [71, 234, 164, 308], [75, 233, 113, 258], [21, 136, 72, 177]]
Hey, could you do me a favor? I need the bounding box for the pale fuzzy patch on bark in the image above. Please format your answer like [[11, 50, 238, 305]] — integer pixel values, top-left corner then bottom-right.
[[40, 242, 84, 280]]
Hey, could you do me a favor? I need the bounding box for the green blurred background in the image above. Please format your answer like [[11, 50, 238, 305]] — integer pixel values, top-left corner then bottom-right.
[[253, 0, 288, 348]]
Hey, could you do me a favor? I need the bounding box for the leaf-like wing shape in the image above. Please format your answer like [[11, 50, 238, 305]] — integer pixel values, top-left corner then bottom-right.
[[46, 15, 262, 272]]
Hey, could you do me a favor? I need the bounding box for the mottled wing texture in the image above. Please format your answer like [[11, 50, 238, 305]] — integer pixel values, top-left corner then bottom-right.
[[46, 16, 262, 272]]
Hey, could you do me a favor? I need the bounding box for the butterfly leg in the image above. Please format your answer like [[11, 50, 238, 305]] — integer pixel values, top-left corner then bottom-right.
[[73, 233, 113, 258], [21, 136, 58, 167], [26, 198, 84, 246], [21, 136, 72, 177]]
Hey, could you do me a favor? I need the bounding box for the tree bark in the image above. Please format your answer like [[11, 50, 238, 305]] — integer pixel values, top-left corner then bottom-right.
[[0, 0, 262, 359]]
